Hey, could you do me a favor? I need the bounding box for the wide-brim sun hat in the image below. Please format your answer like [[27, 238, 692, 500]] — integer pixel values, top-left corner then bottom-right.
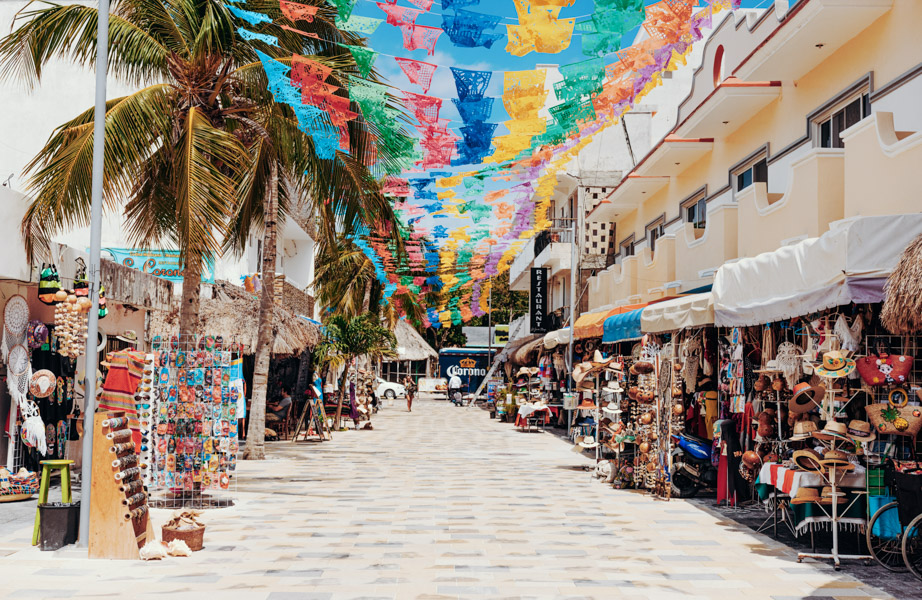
[[792, 449, 824, 473], [790, 487, 821, 505], [788, 420, 818, 441], [814, 350, 856, 378], [820, 449, 855, 472], [812, 420, 853, 443], [579, 435, 599, 449], [789, 382, 825, 414], [846, 419, 876, 443]]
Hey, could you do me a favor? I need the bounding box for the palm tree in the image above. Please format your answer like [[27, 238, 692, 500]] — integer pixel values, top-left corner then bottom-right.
[[1, 0, 413, 458], [0, 0, 407, 338], [315, 313, 396, 429]]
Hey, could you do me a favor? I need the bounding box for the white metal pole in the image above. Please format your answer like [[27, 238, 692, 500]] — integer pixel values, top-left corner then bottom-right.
[[77, 0, 110, 548]]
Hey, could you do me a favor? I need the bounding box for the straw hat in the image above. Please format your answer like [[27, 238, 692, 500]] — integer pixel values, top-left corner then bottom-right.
[[791, 487, 821, 505], [820, 449, 855, 472], [788, 420, 818, 441], [814, 350, 856, 378], [789, 382, 825, 414], [792, 449, 823, 472], [603, 380, 624, 394], [528, 366, 540, 376], [29, 370, 56, 398], [846, 420, 876, 443], [819, 486, 848, 505], [516, 367, 530, 377], [591, 350, 617, 370], [813, 421, 855, 444], [579, 435, 599, 449], [602, 404, 623, 418], [116, 330, 139, 345], [572, 362, 594, 384], [576, 397, 597, 410]]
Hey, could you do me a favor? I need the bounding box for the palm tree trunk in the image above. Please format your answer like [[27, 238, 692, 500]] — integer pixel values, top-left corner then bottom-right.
[[361, 278, 372, 314], [333, 366, 349, 430], [178, 254, 203, 341], [243, 162, 279, 460]]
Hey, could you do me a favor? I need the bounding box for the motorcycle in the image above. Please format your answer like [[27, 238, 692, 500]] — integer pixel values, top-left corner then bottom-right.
[[670, 431, 718, 498]]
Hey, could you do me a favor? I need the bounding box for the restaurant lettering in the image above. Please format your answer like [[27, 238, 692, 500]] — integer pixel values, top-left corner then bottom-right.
[[530, 267, 548, 334]]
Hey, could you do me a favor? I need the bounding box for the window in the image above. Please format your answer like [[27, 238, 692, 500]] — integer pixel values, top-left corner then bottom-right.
[[684, 195, 707, 230], [646, 219, 664, 254], [735, 157, 767, 192], [620, 237, 634, 259], [816, 93, 870, 148]]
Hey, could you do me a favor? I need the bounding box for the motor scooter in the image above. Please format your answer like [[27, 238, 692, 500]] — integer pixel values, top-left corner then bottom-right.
[[670, 431, 718, 498]]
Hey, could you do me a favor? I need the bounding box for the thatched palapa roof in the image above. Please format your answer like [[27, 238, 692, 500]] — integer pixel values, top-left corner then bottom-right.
[[882, 233, 922, 334], [387, 320, 437, 362], [148, 281, 321, 355]]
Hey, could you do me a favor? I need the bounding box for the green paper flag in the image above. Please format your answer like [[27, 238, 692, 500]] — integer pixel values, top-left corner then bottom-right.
[[340, 44, 378, 78], [329, 0, 357, 20]]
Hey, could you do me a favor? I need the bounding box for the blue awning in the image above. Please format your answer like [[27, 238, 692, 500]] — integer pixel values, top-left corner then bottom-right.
[[602, 307, 644, 344]]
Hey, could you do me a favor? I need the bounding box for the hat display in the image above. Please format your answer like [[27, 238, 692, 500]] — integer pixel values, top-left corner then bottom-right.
[[789, 382, 825, 414], [812, 421, 852, 443], [814, 350, 856, 378], [29, 370, 56, 398], [820, 449, 855, 472], [846, 420, 876, 443], [792, 449, 823, 472], [788, 420, 818, 441], [819, 486, 848, 505], [516, 367, 530, 377], [790, 487, 821, 505]]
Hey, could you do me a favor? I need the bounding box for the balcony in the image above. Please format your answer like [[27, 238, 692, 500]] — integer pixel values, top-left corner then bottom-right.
[[675, 198, 739, 292], [509, 237, 536, 292], [734, 0, 893, 82], [533, 219, 574, 278], [591, 175, 671, 222], [676, 78, 781, 139], [842, 111, 922, 218], [635, 135, 715, 178], [587, 255, 641, 311], [736, 148, 845, 258], [637, 236, 676, 302]]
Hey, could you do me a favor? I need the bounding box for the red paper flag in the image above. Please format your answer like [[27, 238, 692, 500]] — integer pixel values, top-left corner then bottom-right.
[[279, 0, 318, 22], [394, 57, 438, 94]]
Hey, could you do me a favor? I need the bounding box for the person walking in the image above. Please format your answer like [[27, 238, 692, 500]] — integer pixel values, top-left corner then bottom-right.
[[403, 375, 417, 412], [449, 373, 463, 406]]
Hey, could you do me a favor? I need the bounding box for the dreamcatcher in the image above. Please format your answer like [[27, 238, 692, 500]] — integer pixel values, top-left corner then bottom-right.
[[776, 341, 803, 389], [8, 344, 46, 455], [3, 294, 29, 362]]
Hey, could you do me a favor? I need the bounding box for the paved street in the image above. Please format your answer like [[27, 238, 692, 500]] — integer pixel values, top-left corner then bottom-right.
[[0, 398, 894, 600]]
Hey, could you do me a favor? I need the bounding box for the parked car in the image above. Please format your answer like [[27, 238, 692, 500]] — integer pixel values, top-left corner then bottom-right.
[[375, 378, 406, 399], [418, 377, 448, 397]]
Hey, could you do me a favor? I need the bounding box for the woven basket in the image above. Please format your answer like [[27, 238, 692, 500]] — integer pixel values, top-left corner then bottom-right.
[[162, 524, 205, 551], [866, 403, 922, 437]]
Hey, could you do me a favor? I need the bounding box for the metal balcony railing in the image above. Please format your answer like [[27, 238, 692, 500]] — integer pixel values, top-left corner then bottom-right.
[[534, 218, 576, 258]]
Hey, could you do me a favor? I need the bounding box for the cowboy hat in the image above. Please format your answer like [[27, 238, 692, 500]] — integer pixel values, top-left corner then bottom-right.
[[602, 404, 623, 418], [576, 397, 597, 410], [516, 367, 530, 377], [813, 350, 856, 378], [792, 449, 824, 473], [528, 367, 540, 376], [820, 449, 855, 472], [812, 421, 852, 443], [846, 420, 876, 443], [790, 487, 821, 505], [591, 350, 615, 369], [572, 362, 594, 384], [603, 380, 624, 394], [788, 420, 818, 441], [789, 382, 825, 414]]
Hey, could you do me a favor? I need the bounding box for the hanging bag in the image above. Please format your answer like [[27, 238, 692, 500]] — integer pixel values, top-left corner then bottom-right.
[[856, 342, 912, 387], [37, 263, 63, 305]]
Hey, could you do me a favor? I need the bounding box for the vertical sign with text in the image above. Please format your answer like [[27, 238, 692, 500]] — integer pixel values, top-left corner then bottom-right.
[[530, 267, 549, 334]]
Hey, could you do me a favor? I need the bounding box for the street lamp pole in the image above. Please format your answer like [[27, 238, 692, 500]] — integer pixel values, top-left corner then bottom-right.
[[77, 0, 110, 547]]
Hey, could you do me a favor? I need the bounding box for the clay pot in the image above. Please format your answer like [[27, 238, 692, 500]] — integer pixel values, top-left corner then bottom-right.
[[741, 451, 762, 469], [649, 431, 658, 441], [757, 408, 776, 438], [672, 403, 684, 417], [640, 412, 653, 425], [639, 441, 651, 454], [633, 360, 655, 375], [672, 385, 683, 398], [771, 374, 785, 392]]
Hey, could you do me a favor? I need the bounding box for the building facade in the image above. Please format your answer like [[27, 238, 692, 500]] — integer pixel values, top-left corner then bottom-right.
[[584, 0, 920, 313]]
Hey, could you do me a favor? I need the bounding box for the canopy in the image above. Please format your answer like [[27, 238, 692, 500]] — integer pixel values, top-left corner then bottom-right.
[[641, 293, 714, 333], [543, 327, 571, 349], [602, 308, 644, 343], [511, 337, 544, 366], [573, 303, 647, 339], [389, 319, 438, 361], [714, 214, 922, 327]]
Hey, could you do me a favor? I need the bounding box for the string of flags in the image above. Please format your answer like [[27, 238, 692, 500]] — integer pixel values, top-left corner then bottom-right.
[[230, 0, 741, 327]]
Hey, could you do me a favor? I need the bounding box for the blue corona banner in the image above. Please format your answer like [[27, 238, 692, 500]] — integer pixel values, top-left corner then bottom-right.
[[103, 248, 216, 284]]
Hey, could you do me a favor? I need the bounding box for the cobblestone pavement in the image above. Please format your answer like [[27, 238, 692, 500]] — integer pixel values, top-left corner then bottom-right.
[[0, 398, 895, 599]]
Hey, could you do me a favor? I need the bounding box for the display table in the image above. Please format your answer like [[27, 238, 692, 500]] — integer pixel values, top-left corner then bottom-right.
[[756, 463, 867, 536], [515, 405, 554, 428]]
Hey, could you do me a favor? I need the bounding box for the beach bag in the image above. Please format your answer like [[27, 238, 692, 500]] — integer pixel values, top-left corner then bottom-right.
[[856, 350, 912, 387], [37, 264, 62, 305]]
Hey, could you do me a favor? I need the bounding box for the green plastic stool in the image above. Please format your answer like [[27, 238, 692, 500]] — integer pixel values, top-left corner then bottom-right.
[[31, 459, 74, 546]]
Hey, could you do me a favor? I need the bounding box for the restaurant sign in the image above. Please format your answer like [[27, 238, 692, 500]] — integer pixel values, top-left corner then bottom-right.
[[530, 267, 548, 334], [104, 248, 215, 283]]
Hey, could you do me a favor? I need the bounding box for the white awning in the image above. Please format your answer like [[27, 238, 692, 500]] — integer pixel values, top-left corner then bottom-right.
[[713, 214, 922, 327], [543, 327, 571, 349], [641, 293, 714, 333]]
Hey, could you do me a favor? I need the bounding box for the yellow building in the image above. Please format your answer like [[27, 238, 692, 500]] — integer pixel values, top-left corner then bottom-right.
[[588, 0, 922, 312]]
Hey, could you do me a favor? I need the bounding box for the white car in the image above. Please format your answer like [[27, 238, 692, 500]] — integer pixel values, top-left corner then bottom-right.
[[375, 378, 406, 399]]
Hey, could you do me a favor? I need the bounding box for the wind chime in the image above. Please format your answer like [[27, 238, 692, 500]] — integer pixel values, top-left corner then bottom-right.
[[53, 292, 92, 358]]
